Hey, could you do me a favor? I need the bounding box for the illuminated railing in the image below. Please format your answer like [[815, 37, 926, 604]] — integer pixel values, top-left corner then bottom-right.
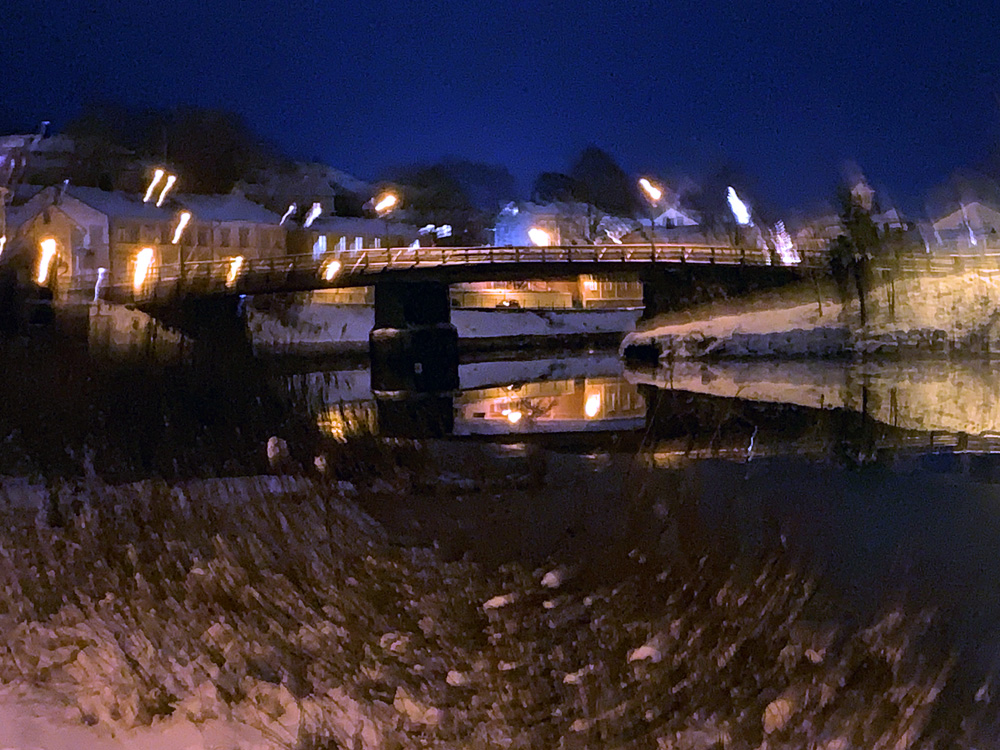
[[83, 241, 832, 303]]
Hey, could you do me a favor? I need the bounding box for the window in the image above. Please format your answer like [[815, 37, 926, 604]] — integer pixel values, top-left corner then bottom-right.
[[126, 225, 140, 243], [373, 238, 381, 248], [219, 228, 231, 247], [335, 237, 346, 252], [312, 234, 327, 259], [197, 228, 210, 246], [238, 228, 250, 248], [351, 236, 363, 251]]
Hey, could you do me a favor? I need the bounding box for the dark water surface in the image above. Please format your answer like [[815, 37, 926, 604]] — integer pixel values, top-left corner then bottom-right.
[[6, 338, 1000, 746]]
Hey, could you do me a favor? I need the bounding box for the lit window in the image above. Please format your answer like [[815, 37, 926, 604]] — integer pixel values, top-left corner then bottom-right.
[[312, 234, 327, 259], [351, 236, 363, 251]]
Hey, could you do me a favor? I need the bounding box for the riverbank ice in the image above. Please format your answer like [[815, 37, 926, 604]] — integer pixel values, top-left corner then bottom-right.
[[620, 298, 849, 361], [623, 267, 1000, 361]]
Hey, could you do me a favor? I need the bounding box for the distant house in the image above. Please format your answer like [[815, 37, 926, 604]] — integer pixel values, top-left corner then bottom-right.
[[650, 205, 699, 228], [286, 215, 420, 258], [932, 201, 1000, 248], [492, 202, 600, 246], [481, 202, 642, 309], [286, 214, 422, 305], [5, 186, 284, 300]]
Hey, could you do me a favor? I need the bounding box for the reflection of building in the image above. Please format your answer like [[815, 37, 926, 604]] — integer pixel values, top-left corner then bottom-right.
[[5, 186, 285, 300], [455, 377, 645, 434], [451, 275, 642, 309]]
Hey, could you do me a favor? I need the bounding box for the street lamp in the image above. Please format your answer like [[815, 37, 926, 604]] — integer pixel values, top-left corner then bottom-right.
[[727, 187, 752, 226], [373, 192, 399, 247], [374, 192, 398, 215], [528, 227, 552, 247], [638, 177, 663, 203], [143, 168, 178, 206], [37, 238, 57, 285], [133, 247, 155, 294], [321, 258, 342, 282]]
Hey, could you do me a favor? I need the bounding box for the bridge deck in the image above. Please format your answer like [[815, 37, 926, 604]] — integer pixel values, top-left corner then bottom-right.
[[95, 242, 828, 303]]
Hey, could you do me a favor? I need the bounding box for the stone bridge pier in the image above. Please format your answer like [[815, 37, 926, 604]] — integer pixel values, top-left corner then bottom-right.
[[369, 280, 459, 394]]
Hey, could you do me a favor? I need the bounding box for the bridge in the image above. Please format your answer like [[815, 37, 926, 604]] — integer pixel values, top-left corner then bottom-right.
[[92, 241, 826, 392], [100, 241, 827, 303]]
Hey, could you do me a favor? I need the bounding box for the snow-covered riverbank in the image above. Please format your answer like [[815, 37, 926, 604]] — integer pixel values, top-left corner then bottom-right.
[[622, 270, 1000, 361], [0, 464, 973, 749]]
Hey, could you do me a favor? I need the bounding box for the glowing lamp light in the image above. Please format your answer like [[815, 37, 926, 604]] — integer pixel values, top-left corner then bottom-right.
[[321, 258, 342, 282], [155, 174, 176, 207], [504, 409, 523, 425], [374, 192, 398, 215], [226, 255, 244, 287], [639, 178, 662, 202], [304, 202, 322, 228], [0, 235, 6, 259], [143, 168, 165, 203], [133, 247, 155, 293], [171, 211, 192, 244], [94, 267, 107, 302], [773, 220, 801, 265], [280, 203, 297, 226], [528, 227, 551, 247], [584, 393, 601, 419], [727, 187, 752, 226], [37, 238, 57, 284]]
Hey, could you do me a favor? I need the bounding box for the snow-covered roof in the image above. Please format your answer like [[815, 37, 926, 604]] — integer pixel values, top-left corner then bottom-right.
[[61, 186, 172, 220], [933, 201, 1000, 233], [173, 193, 281, 224], [304, 215, 420, 238]]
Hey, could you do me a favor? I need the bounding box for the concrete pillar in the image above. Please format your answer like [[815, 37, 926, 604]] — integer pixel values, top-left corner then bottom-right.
[[370, 280, 459, 392]]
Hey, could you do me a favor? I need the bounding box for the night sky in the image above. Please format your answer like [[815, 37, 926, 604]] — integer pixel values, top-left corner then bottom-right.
[[5, 0, 1000, 211]]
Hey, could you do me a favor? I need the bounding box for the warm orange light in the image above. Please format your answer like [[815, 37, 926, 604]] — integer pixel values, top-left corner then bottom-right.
[[133, 247, 155, 293], [374, 192, 398, 215], [37, 238, 57, 284], [226, 255, 244, 287], [143, 168, 165, 203], [155, 174, 176, 207], [639, 178, 662, 202], [528, 227, 551, 247], [584, 393, 601, 418], [171, 211, 192, 244], [505, 410, 523, 425], [322, 258, 342, 282]]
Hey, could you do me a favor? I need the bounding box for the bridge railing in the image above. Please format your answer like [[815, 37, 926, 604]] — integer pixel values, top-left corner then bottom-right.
[[84, 241, 830, 303]]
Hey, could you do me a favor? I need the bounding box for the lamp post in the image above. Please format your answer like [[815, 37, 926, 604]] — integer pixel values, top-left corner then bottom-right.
[[638, 177, 664, 258], [373, 192, 399, 248]]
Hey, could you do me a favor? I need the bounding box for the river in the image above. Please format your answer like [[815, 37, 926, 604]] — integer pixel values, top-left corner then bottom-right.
[[2, 338, 1000, 747]]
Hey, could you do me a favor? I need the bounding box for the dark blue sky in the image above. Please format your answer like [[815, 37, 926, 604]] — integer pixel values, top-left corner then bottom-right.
[[5, 0, 999, 211]]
